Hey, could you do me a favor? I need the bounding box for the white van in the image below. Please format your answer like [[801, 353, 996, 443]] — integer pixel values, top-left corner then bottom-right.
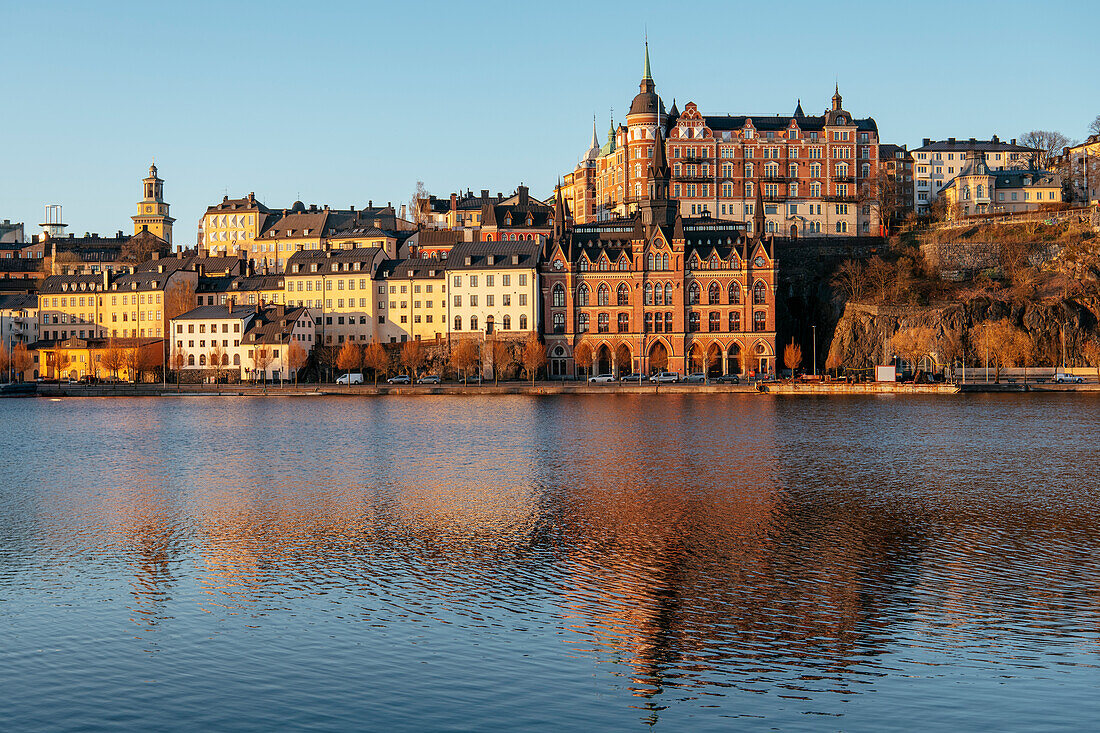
[[336, 373, 364, 385]]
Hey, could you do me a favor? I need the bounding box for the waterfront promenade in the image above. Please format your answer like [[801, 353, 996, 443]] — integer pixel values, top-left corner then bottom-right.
[[19, 380, 1100, 397]]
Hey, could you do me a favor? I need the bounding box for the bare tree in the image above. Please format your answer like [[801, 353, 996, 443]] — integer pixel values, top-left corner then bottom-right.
[[573, 342, 593, 379], [120, 231, 168, 263], [101, 339, 124, 379], [409, 181, 431, 227], [783, 340, 803, 379], [336, 340, 362, 379], [251, 345, 272, 385], [449, 339, 478, 385], [363, 342, 389, 385], [209, 344, 227, 387], [891, 327, 935, 378], [11, 343, 32, 381], [1019, 130, 1071, 169], [858, 168, 905, 234], [400, 339, 425, 379], [171, 348, 186, 389], [832, 259, 869, 303], [615, 344, 632, 376], [1090, 116, 1100, 137], [288, 342, 307, 386], [165, 280, 197, 321], [0, 344, 8, 381], [970, 320, 1032, 382], [123, 343, 141, 383], [1082, 340, 1100, 383], [522, 333, 547, 385], [866, 256, 895, 303], [490, 339, 513, 384]]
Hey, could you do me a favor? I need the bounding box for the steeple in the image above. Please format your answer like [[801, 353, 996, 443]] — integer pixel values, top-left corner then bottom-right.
[[643, 40, 652, 82], [832, 83, 843, 111], [638, 40, 655, 96], [794, 99, 805, 118], [133, 160, 174, 244], [640, 126, 675, 229], [590, 116, 599, 149]]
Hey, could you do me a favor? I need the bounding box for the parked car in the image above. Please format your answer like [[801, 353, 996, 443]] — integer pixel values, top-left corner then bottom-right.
[[715, 373, 741, 384], [417, 374, 441, 384], [336, 373, 364, 385], [683, 372, 707, 383], [80, 375, 100, 385], [619, 372, 644, 382], [649, 372, 680, 383], [1054, 372, 1085, 384], [386, 375, 411, 385], [588, 373, 616, 383]]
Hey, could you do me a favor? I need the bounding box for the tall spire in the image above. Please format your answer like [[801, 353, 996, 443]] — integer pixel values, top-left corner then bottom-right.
[[832, 83, 843, 111], [753, 178, 765, 238], [642, 38, 652, 81], [591, 115, 599, 149]]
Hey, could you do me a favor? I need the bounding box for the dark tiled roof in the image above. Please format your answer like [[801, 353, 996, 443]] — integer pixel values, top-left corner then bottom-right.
[[243, 307, 312, 345], [172, 304, 256, 321], [39, 274, 106, 294], [446, 242, 540, 270], [205, 195, 271, 214], [0, 293, 37, 310], [286, 247, 385, 273], [376, 258, 446, 280], [913, 138, 1037, 153], [704, 114, 878, 134]]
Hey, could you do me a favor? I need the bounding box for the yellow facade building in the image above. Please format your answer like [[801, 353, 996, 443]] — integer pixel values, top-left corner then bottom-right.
[[375, 259, 448, 343], [942, 149, 1063, 219]]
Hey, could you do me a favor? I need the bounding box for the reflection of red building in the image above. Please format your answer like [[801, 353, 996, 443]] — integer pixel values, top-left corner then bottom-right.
[[541, 126, 777, 379]]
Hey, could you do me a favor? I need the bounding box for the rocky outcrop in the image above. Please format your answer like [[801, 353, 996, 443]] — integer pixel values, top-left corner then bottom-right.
[[827, 296, 1100, 369]]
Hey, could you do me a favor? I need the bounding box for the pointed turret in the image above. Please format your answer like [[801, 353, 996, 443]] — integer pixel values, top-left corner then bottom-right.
[[590, 116, 599, 149], [643, 40, 652, 82], [640, 127, 676, 229], [650, 125, 670, 183], [794, 99, 805, 118], [832, 83, 843, 111]]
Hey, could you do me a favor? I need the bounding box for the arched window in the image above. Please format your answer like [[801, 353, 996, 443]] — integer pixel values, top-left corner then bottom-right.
[[729, 312, 741, 331], [199, 354, 206, 366], [963, 186, 971, 200], [579, 258, 589, 272], [664, 283, 673, 304], [753, 311, 766, 332], [519, 315, 527, 331], [503, 314, 511, 330], [597, 283, 610, 306], [753, 281, 767, 305], [977, 184, 984, 198], [222, 354, 229, 365], [765, 162, 779, 178], [708, 281, 720, 304], [599, 258, 609, 271], [664, 313, 673, 331], [578, 313, 589, 332], [644, 282, 654, 305], [710, 255, 719, 269], [188, 354, 195, 366], [552, 283, 565, 307], [689, 312, 700, 332], [618, 257, 629, 271], [647, 253, 656, 270], [662, 253, 670, 270], [617, 283, 630, 306], [729, 281, 741, 304], [552, 312, 565, 333], [688, 282, 700, 305], [454, 316, 462, 331], [485, 234, 493, 242], [645, 312, 654, 332], [577, 284, 590, 307], [233, 354, 240, 365], [470, 315, 478, 331]]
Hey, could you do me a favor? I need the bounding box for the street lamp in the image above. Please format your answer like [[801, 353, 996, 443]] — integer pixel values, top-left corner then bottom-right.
[[812, 324, 817, 377]]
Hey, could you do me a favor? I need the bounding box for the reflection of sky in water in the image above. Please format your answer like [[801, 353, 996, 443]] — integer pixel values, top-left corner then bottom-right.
[[1, 394, 1100, 731]]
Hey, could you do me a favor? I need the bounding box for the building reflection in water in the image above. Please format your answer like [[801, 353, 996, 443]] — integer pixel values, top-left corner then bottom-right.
[[18, 394, 1100, 726]]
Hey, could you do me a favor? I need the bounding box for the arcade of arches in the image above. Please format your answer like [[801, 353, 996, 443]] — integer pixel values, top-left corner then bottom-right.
[[549, 338, 773, 378]]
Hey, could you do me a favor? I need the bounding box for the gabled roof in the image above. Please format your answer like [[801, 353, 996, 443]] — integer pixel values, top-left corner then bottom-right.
[[39, 274, 106, 294], [446, 241, 540, 270], [172, 304, 256, 321], [285, 247, 385, 273], [375, 258, 446, 280], [243, 306, 312, 345]]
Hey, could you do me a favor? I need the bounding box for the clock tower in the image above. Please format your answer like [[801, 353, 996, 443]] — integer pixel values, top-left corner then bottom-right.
[[132, 162, 174, 244]]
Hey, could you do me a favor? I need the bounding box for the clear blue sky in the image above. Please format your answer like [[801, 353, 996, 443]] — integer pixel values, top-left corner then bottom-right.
[[2, 0, 1097, 242]]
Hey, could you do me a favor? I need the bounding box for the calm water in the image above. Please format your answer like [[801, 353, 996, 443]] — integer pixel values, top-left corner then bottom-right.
[[2, 394, 1099, 731]]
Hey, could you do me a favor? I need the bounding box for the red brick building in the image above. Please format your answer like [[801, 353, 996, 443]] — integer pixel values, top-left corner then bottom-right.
[[565, 44, 881, 237], [542, 128, 778, 378]]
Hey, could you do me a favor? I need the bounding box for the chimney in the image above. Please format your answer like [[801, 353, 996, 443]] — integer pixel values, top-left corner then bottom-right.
[[450, 193, 458, 212], [518, 185, 529, 206], [969, 137, 976, 144], [481, 189, 489, 198], [992, 135, 1000, 144], [948, 137, 956, 145], [152, 251, 159, 260], [923, 138, 931, 146], [102, 270, 109, 290], [368, 200, 373, 208], [229, 300, 233, 314], [248, 192, 255, 202], [399, 204, 406, 220], [1011, 138, 1017, 145]]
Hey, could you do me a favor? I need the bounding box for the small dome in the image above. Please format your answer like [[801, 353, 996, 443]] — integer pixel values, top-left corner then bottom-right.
[[629, 90, 664, 117], [292, 201, 306, 212]]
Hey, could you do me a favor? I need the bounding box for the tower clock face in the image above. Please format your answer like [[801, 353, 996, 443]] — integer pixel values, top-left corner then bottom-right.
[[145, 206, 152, 213], [754, 256, 766, 267]]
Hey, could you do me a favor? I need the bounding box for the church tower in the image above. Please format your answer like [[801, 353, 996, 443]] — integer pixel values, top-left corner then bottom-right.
[[132, 162, 174, 244]]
